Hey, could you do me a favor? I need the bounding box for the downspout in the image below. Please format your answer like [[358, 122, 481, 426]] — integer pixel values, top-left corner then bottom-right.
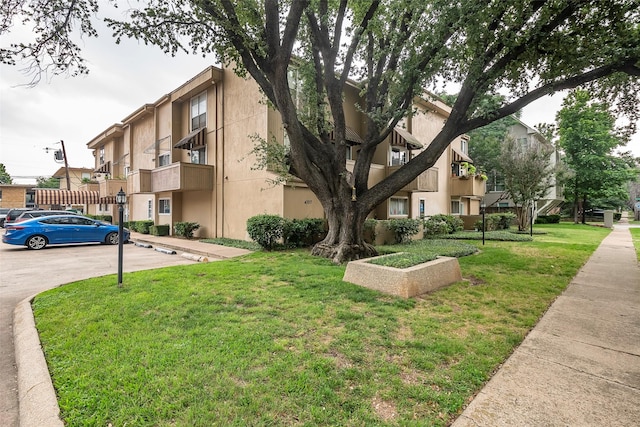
[[219, 74, 225, 237]]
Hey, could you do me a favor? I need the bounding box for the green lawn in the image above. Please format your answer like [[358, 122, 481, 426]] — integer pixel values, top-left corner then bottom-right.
[[630, 227, 640, 261], [33, 223, 610, 426]]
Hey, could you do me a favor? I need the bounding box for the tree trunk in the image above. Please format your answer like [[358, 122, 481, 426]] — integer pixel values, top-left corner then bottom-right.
[[310, 197, 377, 264]]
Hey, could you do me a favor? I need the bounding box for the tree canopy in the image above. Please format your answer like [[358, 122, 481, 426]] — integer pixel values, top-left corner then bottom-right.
[[3, 0, 639, 261], [557, 89, 638, 221], [0, 164, 13, 184]]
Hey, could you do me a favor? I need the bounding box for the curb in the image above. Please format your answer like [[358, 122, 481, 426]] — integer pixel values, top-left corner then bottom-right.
[[13, 296, 64, 427]]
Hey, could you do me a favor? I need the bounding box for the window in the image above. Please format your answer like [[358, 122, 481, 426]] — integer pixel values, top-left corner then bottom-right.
[[81, 172, 91, 180], [461, 138, 468, 154], [389, 197, 408, 216], [191, 92, 207, 131], [0, 190, 2, 200], [346, 145, 353, 161], [419, 199, 426, 218], [191, 146, 206, 164], [159, 199, 171, 215], [158, 152, 170, 167], [390, 148, 407, 166], [99, 147, 105, 164], [450, 200, 463, 215], [517, 137, 529, 149], [124, 166, 131, 176], [147, 200, 153, 219]]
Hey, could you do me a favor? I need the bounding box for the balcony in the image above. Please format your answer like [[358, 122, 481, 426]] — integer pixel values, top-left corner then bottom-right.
[[386, 166, 438, 192], [150, 162, 214, 193], [451, 175, 486, 197], [128, 169, 152, 194], [99, 178, 128, 197]]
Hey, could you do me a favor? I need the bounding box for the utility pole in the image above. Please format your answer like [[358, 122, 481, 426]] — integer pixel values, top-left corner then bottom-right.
[[60, 140, 70, 190], [45, 140, 71, 190]]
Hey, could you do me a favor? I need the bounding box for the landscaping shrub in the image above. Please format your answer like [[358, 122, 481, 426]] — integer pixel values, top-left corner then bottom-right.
[[135, 220, 154, 234], [387, 218, 421, 243], [247, 214, 286, 250], [428, 214, 463, 234], [174, 222, 200, 239], [423, 217, 450, 236], [535, 214, 561, 224], [150, 225, 170, 236], [363, 219, 378, 243], [479, 213, 517, 231], [283, 218, 326, 248]]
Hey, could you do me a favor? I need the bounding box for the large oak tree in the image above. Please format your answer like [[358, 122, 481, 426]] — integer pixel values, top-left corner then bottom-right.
[[3, 0, 639, 262]]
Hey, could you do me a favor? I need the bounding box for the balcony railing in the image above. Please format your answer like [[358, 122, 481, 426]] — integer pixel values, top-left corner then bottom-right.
[[150, 162, 214, 193], [128, 169, 152, 194], [99, 178, 128, 197], [386, 166, 439, 192], [450, 175, 486, 197]]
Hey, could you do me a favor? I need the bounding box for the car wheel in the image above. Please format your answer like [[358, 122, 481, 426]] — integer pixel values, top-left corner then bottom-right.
[[26, 235, 47, 250], [106, 232, 119, 245]]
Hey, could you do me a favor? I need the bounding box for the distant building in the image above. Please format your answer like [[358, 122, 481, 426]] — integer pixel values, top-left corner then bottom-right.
[[0, 184, 36, 209], [484, 118, 563, 216]]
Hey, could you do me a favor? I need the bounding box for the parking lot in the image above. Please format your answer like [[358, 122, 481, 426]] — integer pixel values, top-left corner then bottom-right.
[[0, 241, 196, 427]]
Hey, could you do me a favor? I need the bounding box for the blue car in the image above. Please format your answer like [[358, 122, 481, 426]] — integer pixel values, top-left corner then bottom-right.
[[2, 215, 130, 250]]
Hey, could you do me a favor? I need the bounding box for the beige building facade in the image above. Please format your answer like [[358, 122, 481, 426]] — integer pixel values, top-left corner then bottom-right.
[[83, 66, 484, 239]]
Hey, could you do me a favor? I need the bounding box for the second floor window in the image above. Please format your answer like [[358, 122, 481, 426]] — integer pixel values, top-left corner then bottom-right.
[[390, 148, 406, 166], [191, 147, 206, 164], [191, 92, 207, 131], [461, 138, 468, 154], [99, 147, 105, 164], [158, 152, 170, 167]]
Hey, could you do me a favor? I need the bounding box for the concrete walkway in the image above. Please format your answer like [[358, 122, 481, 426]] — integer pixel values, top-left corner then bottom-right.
[[453, 218, 640, 426]]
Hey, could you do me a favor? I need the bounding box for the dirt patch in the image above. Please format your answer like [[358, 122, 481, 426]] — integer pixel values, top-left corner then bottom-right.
[[371, 395, 398, 421], [465, 275, 486, 286]]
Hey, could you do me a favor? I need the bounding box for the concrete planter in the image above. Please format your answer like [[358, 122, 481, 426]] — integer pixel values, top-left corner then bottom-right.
[[343, 254, 463, 298]]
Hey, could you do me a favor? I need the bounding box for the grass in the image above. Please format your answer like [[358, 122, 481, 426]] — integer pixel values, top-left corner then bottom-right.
[[200, 237, 262, 251], [630, 227, 640, 261], [32, 223, 610, 426]]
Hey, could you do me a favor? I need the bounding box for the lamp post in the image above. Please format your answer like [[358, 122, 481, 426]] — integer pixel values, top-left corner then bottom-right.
[[116, 188, 127, 287], [481, 200, 486, 246], [530, 199, 535, 237]]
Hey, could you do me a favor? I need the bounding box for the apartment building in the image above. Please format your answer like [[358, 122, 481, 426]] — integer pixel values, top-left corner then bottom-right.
[[83, 65, 484, 239], [484, 118, 563, 215]]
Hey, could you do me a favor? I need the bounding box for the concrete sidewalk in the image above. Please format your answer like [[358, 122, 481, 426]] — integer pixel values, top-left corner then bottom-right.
[[453, 221, 640, 426], [128, 232, 253, 260]]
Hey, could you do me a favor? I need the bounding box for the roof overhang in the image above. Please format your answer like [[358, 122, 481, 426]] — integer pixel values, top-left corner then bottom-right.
[[174, 127, 207, 150], [392, 127, 424, 150]]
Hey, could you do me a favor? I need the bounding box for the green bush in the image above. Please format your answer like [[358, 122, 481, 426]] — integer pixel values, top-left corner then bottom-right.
[[478, 213, 517, 231], [283, 218, 326, 248], [174, 222, 200, 239], [363, 219, 378, 243], [535, 214, 561, 224], [387, 218, 421, 243], [428, 214, 463, 234], [423, 217, 450, 236], [135, 220, 154, 234], [246, 214, 286, 250], [150, 225, 170, 236]]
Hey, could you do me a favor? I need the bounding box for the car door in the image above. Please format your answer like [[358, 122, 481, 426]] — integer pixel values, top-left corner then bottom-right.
[[38, 217, 71, 244], [72, 217, 103, 242]]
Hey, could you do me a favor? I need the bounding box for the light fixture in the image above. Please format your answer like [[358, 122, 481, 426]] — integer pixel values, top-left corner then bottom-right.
[[116, 187, 127, 287]]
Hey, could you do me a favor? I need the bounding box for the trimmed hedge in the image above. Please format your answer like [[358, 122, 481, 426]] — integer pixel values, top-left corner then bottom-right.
[[247, 215, 327, 250], [387, 218, 421, 243], [535, 214, 561, 224], [174, 222, 200, 239], [150, 225, 170, 236]]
